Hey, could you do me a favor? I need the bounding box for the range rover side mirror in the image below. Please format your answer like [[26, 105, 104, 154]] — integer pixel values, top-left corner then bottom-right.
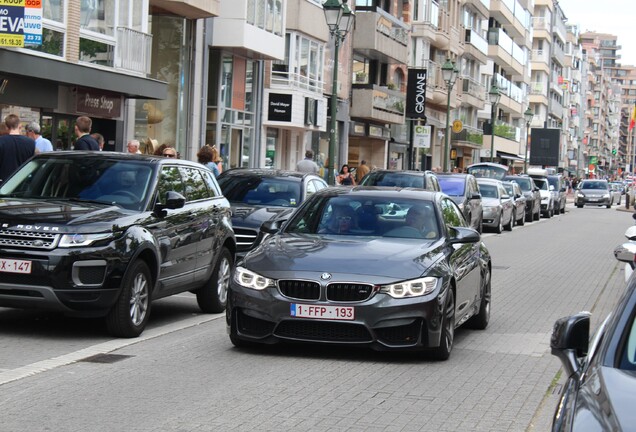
[[154, 191, 186, 212]]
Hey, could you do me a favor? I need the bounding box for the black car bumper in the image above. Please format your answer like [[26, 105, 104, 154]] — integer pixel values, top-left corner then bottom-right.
[[227, 282, 447, 351], [0, 246, 128, 317]]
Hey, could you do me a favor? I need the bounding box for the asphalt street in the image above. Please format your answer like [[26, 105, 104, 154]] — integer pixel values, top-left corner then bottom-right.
[[0, 200, 632, 431]]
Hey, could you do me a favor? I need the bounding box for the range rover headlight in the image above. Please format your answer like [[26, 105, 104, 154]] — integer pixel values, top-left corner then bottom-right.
[[234, 266, 276, 290], [380, 276, 439, 298], [59, 233, 114, 247]]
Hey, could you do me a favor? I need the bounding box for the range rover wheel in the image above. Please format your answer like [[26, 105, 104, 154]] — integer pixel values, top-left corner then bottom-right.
[[431, 289, 455, 361], [467, 267, 491, 330], [106, 260, 152, 338], [197, 247, 233, 313]]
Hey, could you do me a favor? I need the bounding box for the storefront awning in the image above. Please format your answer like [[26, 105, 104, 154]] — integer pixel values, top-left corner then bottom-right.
[[497, 151, 525, 162], [0, 49, 167, 100]]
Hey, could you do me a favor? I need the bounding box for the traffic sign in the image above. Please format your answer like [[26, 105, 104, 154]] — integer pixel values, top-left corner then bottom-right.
[[452, 120, 463, 134]]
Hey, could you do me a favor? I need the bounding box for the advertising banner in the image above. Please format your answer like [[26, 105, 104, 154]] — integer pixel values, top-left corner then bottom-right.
[[0, 0, 43, 47], [405, 69, 427, 119], [413, 125, 431, 148], [529, 128, 560, 167]]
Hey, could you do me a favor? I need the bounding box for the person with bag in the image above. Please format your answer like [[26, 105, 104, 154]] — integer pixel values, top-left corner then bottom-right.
[[338, 164, 356, 186]]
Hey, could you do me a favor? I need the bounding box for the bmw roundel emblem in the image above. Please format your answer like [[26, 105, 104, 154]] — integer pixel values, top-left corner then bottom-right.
[[320, 273, 332, 280]]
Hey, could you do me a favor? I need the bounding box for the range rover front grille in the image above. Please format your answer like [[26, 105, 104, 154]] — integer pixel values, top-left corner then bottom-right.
[[0, 229, 60, 250], [233, 227, 258, 251]]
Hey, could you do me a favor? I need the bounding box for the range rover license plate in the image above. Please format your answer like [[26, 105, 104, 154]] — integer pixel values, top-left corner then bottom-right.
[[291, 304, 354, 320], [0, 259, 32, 274]]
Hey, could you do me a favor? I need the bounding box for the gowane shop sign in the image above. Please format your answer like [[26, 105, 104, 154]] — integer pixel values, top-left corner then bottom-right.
[[76, 87, 122, 119], [405, 68, 427, 119]]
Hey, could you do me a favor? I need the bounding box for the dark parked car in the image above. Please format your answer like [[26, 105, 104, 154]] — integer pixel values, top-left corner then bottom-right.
[[227, 187, 492, 360], [0, 152, 236, 337], [503, 175, 541, 222], [437, 173, 483, 233], [217, 169, 327, 255], [359, 169, 441, 191], [550, 241, 636, 431], [502, 181, 526, 227], [575, 179, 612, 208]]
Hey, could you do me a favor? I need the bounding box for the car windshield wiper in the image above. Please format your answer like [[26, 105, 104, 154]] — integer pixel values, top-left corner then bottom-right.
[[66, 197, 118, 207]]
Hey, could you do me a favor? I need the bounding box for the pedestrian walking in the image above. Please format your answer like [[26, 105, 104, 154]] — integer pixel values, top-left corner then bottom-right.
[[197, 145, 220, 177], [127, 140, 141, 154], [337, 164, 356, 186], [0, 114, 37, 183], [296, 149, 319, 174], [25, 122, 53, 153], [73, 116, 100, 150], [356, 159, 370, 183], [91, 133, 105, 151]]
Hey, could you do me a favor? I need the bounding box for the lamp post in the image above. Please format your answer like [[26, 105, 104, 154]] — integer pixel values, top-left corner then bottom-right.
[[441, 58, 458, 172], [523, 107, 534, 173], [488, 83, 501, 163], [323, 0, 355, 185]]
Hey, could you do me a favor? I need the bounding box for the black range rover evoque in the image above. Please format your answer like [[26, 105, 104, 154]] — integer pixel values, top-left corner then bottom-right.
[[0, 152, 235, 337]]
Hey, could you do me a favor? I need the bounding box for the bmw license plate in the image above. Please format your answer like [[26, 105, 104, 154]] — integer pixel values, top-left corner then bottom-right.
[[0, 258, 32, 274], [291, 303, 354, 320]]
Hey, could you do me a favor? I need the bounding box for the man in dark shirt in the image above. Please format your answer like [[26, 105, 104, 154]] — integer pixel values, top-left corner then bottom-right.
[[0, 114, 37, 183], [73, 116, 100, 151]]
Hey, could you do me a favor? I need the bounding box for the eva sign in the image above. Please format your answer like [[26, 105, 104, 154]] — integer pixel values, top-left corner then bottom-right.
[[413, 125, 431, 148]]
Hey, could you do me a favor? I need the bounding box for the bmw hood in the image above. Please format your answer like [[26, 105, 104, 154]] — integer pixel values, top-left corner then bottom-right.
[[242, 234, 444, 282], [230, 204, 295, 230]]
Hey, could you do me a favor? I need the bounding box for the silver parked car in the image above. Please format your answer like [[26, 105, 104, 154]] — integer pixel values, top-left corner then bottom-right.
[[502, 181, 526, 227], [477, 178, 514, 233]]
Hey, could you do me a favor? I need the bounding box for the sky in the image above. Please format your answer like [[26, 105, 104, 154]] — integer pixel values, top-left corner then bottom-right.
[[556, 0, 636, 66]]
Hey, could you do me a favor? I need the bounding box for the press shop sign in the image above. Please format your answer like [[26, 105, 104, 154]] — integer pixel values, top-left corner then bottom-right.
[[0, 0, 42, 48]]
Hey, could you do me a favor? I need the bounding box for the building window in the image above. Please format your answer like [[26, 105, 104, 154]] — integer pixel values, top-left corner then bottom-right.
[[247, 0, 283, 35]]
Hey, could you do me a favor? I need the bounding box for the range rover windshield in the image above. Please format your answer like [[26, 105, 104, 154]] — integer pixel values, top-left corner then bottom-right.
[[0, 157, 156, 211]]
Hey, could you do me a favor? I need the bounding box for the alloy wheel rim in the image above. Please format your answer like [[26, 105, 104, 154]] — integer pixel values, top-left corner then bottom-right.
[[129, 273, 149, 326], [217, 257, 231, 304]]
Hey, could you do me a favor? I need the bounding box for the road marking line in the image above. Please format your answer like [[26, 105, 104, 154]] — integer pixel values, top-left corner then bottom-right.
[[0, 313, 224, 387]]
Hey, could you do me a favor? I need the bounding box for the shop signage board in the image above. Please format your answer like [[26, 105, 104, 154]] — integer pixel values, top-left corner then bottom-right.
[[406, 69, 427, 119], [76, 87, 122, 119], [0, 0, 42, 47], [413, 125, 431, 148], [268, 93, 293, 122]]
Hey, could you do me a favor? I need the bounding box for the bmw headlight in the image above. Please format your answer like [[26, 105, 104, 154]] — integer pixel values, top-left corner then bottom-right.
[[234, 266, 276, 290], [59, 233, 114, 247], [380, 276, 439, 298]]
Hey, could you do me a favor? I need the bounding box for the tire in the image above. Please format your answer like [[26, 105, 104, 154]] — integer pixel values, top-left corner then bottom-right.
[[467, 267, 491, 330], [518, 208, 525, 226], [106, 260, 152, 338], [504, 210, 513, 231], [606, 203, 611, 209], [197, 247, 233, 313], [576, 204, 583, 208], [495, 212, 503, 233], [431, 288, 455, 361], [533, 207, 540, 221]]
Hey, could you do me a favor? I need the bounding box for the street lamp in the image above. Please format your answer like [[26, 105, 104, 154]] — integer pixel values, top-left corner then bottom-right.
[[523, 107, 534, 173], [441, 58, 458, 172], [488, 83, 501, 163], [323, 0, 355, 185]]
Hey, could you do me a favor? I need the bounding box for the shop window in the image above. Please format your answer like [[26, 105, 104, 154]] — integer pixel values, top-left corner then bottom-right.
[[27, 28, 64, 57]]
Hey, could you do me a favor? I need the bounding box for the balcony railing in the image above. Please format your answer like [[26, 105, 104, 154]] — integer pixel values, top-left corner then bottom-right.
[[531, 49, 549, 63], [494, 72, 523, 103], [270, 67, 324, 94], [532, 17, 549, 31], [488, 28, 525, 65], [529, 81, 547, 96], [461, 76, 486, 101], [465, 28, 488, 55], [494, 120, 521, 141], [452, 126, 484, 146], [115, 27, 152, 74]]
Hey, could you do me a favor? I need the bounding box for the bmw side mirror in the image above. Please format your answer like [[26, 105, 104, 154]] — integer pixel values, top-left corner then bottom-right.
[[550, 312, 590, 379], [448, 226, 480, 244]]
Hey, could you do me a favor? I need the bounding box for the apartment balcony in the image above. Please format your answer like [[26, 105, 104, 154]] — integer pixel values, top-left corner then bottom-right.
[[494, 73, 523, 115], [530, 49, 550, 74], [529, 81, 549, 106], [211, 0, 285, 60], [464, 0, 490, 18], [423, 59, 459, 108], [115, 27, 152, 75], [552, 43, 566, 67], [460, 76, 486, 109], [553, 15, 567, 44], [464, 29, 488, 64], [488, 28, 525, 77], [489, 0, 528, 41], [270, 67, 324, 94], [353, 8, 409, 64], [550, 102, 564, 120], [452, 125, 484, 149], [531, 17, 550, 40], [150, 0, 218, 18], [350, 84, 406, 124]]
